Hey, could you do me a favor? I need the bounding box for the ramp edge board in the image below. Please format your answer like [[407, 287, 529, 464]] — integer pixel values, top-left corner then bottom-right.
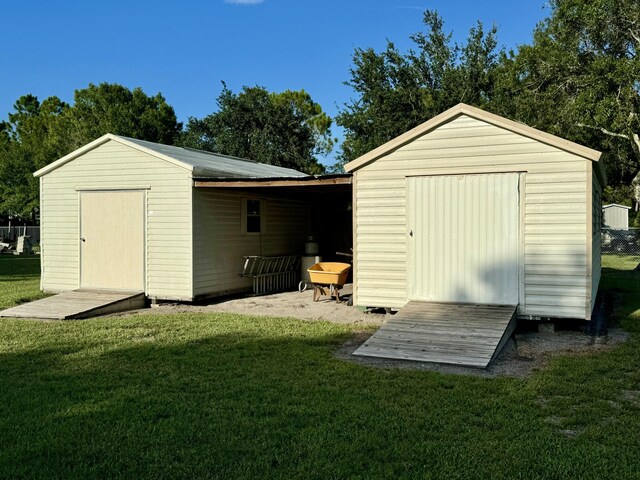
[[353, 302, 517, 369], [0, 290, 146, 320]]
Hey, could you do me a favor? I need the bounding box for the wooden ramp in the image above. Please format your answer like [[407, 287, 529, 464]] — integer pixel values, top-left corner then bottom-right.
[[354, 302, 517, 368], [0, 290, 145, 320]]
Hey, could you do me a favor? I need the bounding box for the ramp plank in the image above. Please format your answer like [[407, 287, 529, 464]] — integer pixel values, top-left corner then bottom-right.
[[0, 290, 145, 320], [354, 301, 517, 368]]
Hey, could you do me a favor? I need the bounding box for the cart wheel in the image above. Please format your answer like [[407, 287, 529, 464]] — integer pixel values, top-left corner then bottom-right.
[[298, 281, 308, 293]]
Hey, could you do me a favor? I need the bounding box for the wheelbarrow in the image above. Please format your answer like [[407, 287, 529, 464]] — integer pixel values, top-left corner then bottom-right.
[[307, 262, 351, 302]]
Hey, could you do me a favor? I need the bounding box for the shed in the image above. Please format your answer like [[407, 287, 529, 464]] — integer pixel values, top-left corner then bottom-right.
[[34, 134, 351, 301], [602, 204, 630, 229], [345, 103, 606, 321]]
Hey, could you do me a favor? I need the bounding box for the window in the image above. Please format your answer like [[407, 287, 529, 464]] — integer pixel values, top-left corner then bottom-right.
[[245, 199, 262, 233]]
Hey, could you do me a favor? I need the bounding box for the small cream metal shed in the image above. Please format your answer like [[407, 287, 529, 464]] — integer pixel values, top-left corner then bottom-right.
[[602, 204, 630, 229], [345, 103, 606, 321], [34, 134, 347, 301]]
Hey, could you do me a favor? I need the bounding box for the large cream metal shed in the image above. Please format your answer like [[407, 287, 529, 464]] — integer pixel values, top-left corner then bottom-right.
[[602, 204, 630, 229], [34, 134, 347, 301], [345, 103, 606, 321]]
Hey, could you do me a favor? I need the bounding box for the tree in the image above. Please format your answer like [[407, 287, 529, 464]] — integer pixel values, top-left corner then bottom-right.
[[335, 10, 500, 167], [0, 83, 182, 219], [180, 84, 333, 175], [492, 0, 640, 205], [0, 95, 69, 219], [62, 83, 181, 150]]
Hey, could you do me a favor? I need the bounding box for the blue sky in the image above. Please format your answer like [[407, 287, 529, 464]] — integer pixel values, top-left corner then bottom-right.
[[1, 0, 549, 165]]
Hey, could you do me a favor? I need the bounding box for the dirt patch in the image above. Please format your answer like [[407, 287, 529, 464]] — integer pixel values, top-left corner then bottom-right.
[[131, 284, 389, 326], [119, 286, 629, 378], [335, 327, 629, 378]]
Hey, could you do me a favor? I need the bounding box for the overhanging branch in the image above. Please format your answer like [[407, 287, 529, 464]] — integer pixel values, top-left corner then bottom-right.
[[576, 122, 630, 140]]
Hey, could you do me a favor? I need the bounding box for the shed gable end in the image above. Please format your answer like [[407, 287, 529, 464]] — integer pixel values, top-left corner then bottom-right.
[[40, 139, 194, 298]]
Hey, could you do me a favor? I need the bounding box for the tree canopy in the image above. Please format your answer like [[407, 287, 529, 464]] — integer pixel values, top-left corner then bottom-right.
[[180, 84, 333, 175], [0, 83, 181, 220], [63, 83, 181, 151], [335, 10, 500, 166], [336, 1, 640, 210], [493, 0, 639, 190]]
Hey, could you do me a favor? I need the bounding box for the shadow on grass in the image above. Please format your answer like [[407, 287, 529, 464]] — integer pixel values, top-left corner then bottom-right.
[[0, 321, 568, 480], [1, 313, 640, 480]]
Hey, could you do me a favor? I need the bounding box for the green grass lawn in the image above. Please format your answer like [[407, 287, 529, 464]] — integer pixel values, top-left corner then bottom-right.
[[602, 253, 640, 271], [0, 255, 48, 309], [1, 256, 640, 479]]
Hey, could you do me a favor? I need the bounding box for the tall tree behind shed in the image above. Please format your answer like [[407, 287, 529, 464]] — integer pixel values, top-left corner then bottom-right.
[[492, 0, 640, 209], [335, 10, 500, 168], [0, 83, 181, 220], [179, 84, 333, 175]]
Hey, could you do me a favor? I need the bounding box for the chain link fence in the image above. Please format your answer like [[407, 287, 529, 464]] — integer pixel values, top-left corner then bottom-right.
[[601, 227, 640, 274], [0, 226, 40, 244], [601, 227, 640, 256]]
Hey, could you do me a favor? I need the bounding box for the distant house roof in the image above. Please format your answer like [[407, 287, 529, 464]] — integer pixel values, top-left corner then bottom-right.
[[34, 133, 307, 179], [603, 204, 631, 210]]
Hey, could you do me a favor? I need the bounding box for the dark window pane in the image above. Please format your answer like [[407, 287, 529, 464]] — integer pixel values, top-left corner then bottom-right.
[[247, 200, 260, 216], [247, 215, 261, 233]]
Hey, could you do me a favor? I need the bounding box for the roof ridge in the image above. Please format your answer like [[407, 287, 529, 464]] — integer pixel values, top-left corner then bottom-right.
[[344, 103, 603, 175]]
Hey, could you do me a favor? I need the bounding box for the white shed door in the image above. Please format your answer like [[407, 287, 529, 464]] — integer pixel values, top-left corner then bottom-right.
[[80, 190, 145, 291], [408, 174, 519, 305]]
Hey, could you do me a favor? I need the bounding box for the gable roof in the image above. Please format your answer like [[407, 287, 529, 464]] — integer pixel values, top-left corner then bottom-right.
[[344, 103, 605, 183], [34, 134, 307, 179], [603, 203, 631, 210]]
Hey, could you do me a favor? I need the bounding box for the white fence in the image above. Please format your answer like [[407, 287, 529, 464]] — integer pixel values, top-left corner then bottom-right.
[[0, 226, 40, 244]]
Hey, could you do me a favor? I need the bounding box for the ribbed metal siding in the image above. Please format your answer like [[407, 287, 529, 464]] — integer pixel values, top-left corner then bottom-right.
[[408, 173, 520, 305], [603, 206, 629, 229]]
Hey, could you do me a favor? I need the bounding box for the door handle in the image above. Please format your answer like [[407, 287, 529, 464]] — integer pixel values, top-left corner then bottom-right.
[[80, 237, 86, 242], [409, 230, 413, 237]]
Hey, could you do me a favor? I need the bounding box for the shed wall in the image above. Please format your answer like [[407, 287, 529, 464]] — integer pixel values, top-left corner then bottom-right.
[[603, 206, 629, 229], [192, 189, 308, 297], [353, 114, 591, 318], [40, 140, 193, 299]]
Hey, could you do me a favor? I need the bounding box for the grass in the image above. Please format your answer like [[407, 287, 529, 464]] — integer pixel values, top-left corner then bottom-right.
[[1, 256, 640, 478], [602, 253, 640, 271], [0, 255, 48, 309]]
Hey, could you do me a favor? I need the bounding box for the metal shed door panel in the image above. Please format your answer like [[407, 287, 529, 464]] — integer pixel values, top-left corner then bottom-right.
[[408, 174, 519, 305], [80, 191, 145, 291]]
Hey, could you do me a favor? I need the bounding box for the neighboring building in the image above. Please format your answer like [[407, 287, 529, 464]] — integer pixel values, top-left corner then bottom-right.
[[345, 103, 606, 321], [602, 204, 630, 229], [34, 134, 351, 301]]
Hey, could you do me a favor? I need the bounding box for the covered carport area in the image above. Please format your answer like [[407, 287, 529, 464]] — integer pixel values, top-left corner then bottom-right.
[[194, 174, 354, 289]]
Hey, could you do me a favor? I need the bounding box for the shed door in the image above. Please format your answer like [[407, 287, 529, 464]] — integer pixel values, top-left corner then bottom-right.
[[80, 190, 145, 291], [408, 173, 519, 305]]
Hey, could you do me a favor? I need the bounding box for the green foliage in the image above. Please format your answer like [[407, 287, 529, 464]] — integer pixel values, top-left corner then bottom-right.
[[180, 84, 333, 175], [63, 83, 181, 151], [493, 0, 640, 194], [603, 185, 634, 206], [335, 10, 500, 168], [0, 84, 181, 219], [338, 2, 640, 208], [0, 96, 69, 219]]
